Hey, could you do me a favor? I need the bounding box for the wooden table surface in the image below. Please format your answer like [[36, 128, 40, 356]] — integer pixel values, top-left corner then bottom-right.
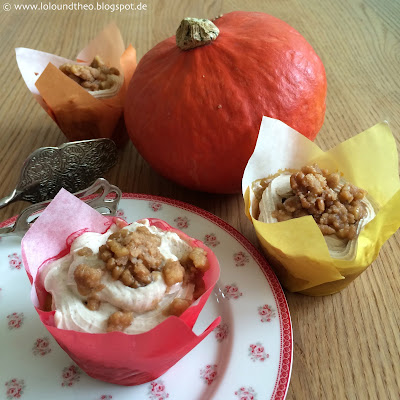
[[0, 0, 399, 399]]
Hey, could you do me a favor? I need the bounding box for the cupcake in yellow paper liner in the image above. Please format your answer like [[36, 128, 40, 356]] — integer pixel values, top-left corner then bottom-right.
[[15, 23, 136, 146], [242, 117, 400, 296]]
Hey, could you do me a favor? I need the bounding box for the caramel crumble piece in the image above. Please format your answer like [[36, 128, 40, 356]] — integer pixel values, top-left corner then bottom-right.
[[85, 295, 101, 311], [115, 255, 129, 266], [74, 264, 104, 296], [77, 247, 93, 257], [107, 237, 130, 258], [326, 172, 341, 189], [99, 245, 113, 262], [188, 247, 209, 272], [339, 183, 365, 203], [107, 311, 133, 332], [163, 260, 185, 286], [166, 298, 192, 317], [120, 269, 138, 288], [183, 264, 197, 286], [130, 262, 152, 285], [106, 257, 116, 270], [59, 55, 120, 92], [181, 254, 207, 299], [193, 276, 206, 300], [111, 265, 125, 280], [127, 226, 163, 269]]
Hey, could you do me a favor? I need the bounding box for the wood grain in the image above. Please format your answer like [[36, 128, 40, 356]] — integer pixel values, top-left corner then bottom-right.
[[0, 0, 399, 399]]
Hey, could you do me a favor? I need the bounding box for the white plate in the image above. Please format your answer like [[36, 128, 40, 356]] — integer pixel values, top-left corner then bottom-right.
[[0, 194, 292, 400]]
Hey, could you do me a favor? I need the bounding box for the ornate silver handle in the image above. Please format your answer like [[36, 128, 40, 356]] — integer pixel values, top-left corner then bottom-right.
[[0, 189, 25, 209], [0, 138, 118, 209], [0, 178, 121, 237]]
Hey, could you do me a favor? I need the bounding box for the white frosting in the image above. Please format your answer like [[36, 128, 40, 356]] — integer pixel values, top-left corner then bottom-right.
[[259, 174, 292, 224], [88, 74, 123, 99], [41, 220, 194, 334]]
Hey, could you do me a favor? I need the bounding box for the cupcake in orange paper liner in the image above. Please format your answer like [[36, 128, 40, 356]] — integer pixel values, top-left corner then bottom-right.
[[242, 116, 400, 296], [16, 23, 136, 146], [21, 189, 220, 385]]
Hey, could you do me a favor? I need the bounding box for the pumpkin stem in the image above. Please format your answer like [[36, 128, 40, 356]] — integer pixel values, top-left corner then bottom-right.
[[176, 18, 219, 51]]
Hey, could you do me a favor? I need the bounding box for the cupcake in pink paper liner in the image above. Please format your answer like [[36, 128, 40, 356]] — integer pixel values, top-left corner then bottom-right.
[[21, 189, 220, 386]]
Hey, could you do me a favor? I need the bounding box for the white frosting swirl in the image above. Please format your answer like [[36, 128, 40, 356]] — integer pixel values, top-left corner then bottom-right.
[[41, 220, 194, 334]]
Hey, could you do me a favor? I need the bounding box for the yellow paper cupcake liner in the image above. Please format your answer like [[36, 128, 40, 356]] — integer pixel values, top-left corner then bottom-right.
[[242, 117, 400, 295]]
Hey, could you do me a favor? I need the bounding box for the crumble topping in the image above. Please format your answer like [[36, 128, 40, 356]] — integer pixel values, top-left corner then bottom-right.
[[99, 226, 162, 288], [166, 298, 192, 317], [77, 247, 93, 257], [107, 311, 134, 332], [85, 295, 101, 311], [73, 264, 104, 296], [162, 260, 185, 286], [271, 164, 367, 240], [59, 55, 120, 91], [187, 247, 210, 272]]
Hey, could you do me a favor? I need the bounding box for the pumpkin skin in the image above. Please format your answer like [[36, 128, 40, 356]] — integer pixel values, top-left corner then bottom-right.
[[125, 11, 327, 193]]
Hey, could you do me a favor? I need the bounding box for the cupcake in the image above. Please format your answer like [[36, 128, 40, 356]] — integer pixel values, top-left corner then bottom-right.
[[242, 117, 400, 295], [21, 189, 220, 385], [16, 23, 136, 145]]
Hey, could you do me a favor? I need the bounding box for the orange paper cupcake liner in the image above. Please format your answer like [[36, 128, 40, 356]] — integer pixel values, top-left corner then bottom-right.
[[16, 24, 136, 145]]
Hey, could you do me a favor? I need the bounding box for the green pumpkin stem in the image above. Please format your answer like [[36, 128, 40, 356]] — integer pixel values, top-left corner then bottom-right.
[[176, 18, 219, 51]]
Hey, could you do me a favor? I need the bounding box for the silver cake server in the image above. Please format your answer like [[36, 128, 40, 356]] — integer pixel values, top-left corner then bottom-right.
[[0, 138, 118, 209], [0, 178, 122, 237]]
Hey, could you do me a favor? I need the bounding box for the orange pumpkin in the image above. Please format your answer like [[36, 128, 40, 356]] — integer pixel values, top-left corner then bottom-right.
[[125, 11, 327, 193]]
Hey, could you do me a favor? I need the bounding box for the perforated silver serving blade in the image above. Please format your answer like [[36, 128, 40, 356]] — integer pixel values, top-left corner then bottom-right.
[[0, 138, 118, 209], [0, 178, 121, 237]]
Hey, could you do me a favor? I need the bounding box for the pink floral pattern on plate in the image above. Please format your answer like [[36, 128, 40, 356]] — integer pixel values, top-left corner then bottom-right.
[[200, 364, 218, 385], [235, 386, 257, 400], [7, 313, 24, 329], [99, 396, 113, 400], [8, 253, 22, 270], [116, 209, 127, 221], [5, 379, 25, 399], [214, 322, 228, 342], [148, 380, 169, 399], [32, 337, 51, 356], [258, 304, 276, 323], [149, 202, 163, 212], [233, 251, 250, 266], [174, 216, 189, 229], [249, 343, 269, 362], [203, 233, 220, 247], [223, 284, 243, 299], [61, 365, 80, 387]]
